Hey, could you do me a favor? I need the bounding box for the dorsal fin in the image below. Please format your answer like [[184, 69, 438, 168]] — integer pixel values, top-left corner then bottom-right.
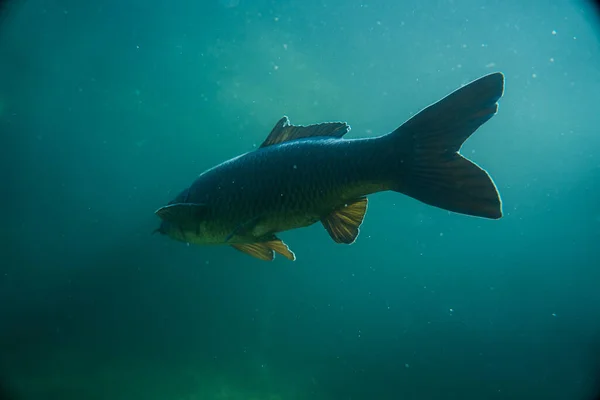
[[259, 116, 350, 148]]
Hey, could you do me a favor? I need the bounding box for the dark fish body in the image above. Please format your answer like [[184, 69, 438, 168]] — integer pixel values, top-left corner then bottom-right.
[[172, 137, 387, 243], [156, 72, 506, 261]]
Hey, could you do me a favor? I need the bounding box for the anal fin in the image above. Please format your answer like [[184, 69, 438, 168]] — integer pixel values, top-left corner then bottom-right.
[[231, 237, 296, 261], [321, 197, 368, 244]]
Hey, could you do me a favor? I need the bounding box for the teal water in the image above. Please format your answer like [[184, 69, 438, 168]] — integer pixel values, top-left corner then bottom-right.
[[1, 1, 599, 399]]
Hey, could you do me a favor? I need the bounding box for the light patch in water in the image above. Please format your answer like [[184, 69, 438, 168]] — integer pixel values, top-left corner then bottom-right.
[[219, 0, 240, 8]]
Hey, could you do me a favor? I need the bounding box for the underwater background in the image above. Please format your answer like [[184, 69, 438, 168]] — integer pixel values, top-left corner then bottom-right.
[[1, 0, 600, 399]]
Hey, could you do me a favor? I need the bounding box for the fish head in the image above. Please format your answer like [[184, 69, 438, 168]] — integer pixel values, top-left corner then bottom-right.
[[153, 218, 212, 244], [154, 203, 215, 244]]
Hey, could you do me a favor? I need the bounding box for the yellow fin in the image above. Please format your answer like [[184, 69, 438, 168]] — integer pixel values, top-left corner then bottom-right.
[[232, 243, 273, 261], [267, 238, 296, 261], [231, 237, 296, 261], [321, 197, 368, 244], [260, 116, 350, 148]]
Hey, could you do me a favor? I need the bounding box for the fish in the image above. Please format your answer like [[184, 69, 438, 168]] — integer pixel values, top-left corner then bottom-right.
[[155, 72, 505, 261]]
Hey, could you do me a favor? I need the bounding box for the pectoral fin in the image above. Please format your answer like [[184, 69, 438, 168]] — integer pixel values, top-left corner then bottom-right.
[[231, 237, 296, 261], [321, 197, 368, 244], [155, 203, 207, 225], [225, 216, 263, 242]]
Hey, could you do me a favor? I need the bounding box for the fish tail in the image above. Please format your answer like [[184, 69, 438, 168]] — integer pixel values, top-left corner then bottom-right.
[[384, 72, 504, 219]]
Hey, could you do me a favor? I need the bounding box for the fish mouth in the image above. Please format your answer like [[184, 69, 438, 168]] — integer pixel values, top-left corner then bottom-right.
[[152, 226, 165, 235]]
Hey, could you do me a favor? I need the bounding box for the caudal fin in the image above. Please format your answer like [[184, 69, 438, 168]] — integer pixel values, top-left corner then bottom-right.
[[387, 72, 504, 219]]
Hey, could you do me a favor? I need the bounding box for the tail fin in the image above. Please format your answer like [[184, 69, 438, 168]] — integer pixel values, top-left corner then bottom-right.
[[387, 72, 504, 219]]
